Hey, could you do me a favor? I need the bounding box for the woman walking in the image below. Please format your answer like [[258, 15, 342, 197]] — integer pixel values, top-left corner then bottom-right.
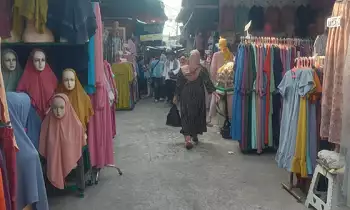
[[173, 50, 216, 150]]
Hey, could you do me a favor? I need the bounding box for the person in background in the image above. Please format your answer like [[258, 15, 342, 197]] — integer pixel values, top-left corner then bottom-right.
[[179, 56, 187, 66], [151, 54, 166, 102], [173, 50, 216, 150], [194, 30, 205, 59], [163, 50, 180, 104]]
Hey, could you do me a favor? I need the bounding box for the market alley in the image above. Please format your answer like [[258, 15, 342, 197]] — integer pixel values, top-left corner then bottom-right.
[[49, 99, 306, 210]]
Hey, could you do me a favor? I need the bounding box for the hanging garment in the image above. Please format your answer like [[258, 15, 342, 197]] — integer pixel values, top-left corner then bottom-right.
[[234, 5, 249, 34], [0, 61, 10, 123], [104, 35, 122, 64], [220, 5, 234, 31], [112, 63, 134, 109], [0, 0, 11, 38], [1, 49, 23, 92], [12, 0, 48, 37], [276, 69, 314, 171], [26, 105, 41, 150], [16, 52, 58, 119], [88, 82, 114, 168], [39, 93, 86, 189], [231, 45, 244, 141], [6, 92, 49, 210], [93, 2, 104, 84], [56, 69, 94, 130], [104, 61, 117, 137], [47, 0, 96, 44], [321, 1, 350, 144], [0, 148, 10, 210], [0, 127, 14, 210], [248, 6, 264, 32], [85, 31, 96, 94], [291, 69, 315, 177], [88, 3, 114, 168]]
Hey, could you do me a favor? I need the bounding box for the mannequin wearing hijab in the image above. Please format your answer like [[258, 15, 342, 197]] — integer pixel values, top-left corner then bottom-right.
[[1, 49, 23, 92], [6, 92, 49, 210], [208, 37, 233, 124], [39, 94, 86, 189], [16, 49, 58, 119], [56, 68, 94, 130], [174, 50, 216, 150]]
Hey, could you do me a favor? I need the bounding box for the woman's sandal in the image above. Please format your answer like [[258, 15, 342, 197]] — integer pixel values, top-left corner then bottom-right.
[[185, 140, 193, 150]]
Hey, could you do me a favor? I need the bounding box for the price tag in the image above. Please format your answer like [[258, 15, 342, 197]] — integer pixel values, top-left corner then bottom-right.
[[327, 16, 342, 28]]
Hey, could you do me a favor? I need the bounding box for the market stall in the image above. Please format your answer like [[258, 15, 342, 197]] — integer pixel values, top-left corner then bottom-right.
[[219, 0, 332, 38], [0, 0, 120, 209]]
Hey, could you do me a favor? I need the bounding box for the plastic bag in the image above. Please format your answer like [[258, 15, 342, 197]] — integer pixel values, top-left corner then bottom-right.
[[166, 105, 181, 127]]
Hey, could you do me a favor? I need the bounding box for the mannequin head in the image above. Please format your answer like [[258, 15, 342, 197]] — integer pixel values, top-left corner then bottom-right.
[[62, 69, 76, 91], [32, 50, 46, 71], [2, 51, 17, 71], [52, 96, 66, 119]]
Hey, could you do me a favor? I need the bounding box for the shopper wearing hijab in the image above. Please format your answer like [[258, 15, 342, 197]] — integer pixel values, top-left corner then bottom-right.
[[163, 50, 180, 104], [173, 50, 216, 149]]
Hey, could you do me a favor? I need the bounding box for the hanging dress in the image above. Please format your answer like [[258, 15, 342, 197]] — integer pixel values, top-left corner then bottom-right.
[[88, 3, 114, 168], [7, 92, 49, 210], [320, 1, 350, 144]]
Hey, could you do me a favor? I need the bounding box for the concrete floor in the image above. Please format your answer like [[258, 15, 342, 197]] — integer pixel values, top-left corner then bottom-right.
[[49, 99, 307, 210]]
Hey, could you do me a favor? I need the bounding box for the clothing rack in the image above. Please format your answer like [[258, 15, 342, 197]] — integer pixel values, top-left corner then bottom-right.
[[240, 36, 313, 45], [280, 56, 325, 202]]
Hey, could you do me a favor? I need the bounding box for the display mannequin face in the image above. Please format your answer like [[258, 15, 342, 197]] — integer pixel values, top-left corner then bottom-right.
[[62, 70, 76, 91], [52, 97, 66, 119], [33, 51, 46, 71], [3, 52, 17, 71]]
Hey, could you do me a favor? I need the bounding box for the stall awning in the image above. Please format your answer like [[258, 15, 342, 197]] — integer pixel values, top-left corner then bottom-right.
[[101, 0, 167, 23]]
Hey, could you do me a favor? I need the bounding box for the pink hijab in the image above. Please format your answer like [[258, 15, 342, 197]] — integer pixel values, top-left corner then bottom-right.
[[16, 50, 58, 119], [181, 50, 201, 81], [39, 93, 85, 189]]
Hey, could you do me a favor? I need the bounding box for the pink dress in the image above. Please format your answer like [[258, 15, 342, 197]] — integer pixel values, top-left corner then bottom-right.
[[88, 3, 114, 167]]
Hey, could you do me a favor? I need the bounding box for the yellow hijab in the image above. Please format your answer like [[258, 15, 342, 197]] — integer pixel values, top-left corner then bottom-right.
[[12, 0, 48, 37], [219, 37, 233, 63], [56, 69, 94, 130]]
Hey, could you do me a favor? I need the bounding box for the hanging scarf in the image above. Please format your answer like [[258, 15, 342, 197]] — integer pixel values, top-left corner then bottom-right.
[[56, 69, 94, 130], [1, 49, 23, 92], [181, 50, 201, 81], [39, 93, 85, 189], [16, 50, 58, 119], [219, 37, 233, 63]]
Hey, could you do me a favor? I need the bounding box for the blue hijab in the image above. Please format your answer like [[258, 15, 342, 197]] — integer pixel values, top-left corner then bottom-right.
[[6, 92, 49, 210]]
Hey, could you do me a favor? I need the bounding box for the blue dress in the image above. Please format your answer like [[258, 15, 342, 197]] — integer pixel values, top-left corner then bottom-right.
[[7, 92, 49, 210]]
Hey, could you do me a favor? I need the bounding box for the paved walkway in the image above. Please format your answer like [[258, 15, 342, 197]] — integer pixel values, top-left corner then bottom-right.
[[49, 99, 306, 210]]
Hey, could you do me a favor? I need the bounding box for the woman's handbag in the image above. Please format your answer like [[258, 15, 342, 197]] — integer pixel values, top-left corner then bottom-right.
[[168, 70, 178, 80], [166, 105, 181, 127]]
